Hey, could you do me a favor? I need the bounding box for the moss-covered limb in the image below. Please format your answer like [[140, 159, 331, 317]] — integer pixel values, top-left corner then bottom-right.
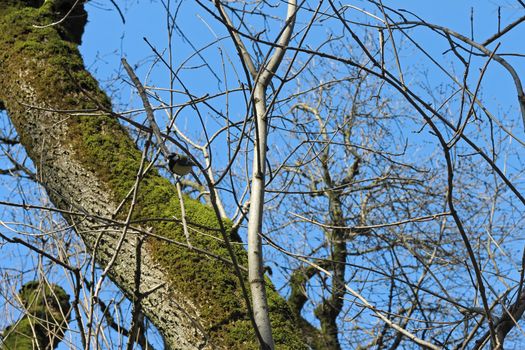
[[289, 264, 337, 350], [1, 281, 71, 350], [0, 2, 307, 348], [289, 265, 318, 318]]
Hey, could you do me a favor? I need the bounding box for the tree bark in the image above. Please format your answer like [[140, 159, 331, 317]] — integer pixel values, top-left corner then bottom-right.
[[0, 1, 306, 348]]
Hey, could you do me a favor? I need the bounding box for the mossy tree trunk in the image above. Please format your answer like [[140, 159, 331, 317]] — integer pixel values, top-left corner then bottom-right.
[[0, 1, 307, 348], [1, 281, 71, 350]]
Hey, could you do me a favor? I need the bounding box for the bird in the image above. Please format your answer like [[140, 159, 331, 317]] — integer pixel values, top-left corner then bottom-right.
[[167, 153, 196, 176]]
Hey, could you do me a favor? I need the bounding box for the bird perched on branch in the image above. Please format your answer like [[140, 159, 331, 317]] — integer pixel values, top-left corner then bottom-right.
[[167, 153, 196, 176]]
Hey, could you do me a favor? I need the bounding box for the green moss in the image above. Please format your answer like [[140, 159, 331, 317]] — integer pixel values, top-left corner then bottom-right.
[[67, 103, 307, 348], [0, 2, 307, 348], [2, 281, 71, 350]]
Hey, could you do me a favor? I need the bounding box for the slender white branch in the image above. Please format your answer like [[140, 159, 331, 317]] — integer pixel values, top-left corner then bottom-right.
[[212, 1, 297, 348], [245, 1, 297, 349], [246, 85, 273, 349], [259, 0, 298, 88]]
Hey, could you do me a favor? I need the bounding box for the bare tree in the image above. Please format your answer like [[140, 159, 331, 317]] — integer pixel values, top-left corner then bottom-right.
[[1, 0, 525, 349]]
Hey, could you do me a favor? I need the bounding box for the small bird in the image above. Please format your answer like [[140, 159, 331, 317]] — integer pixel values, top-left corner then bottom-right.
[[167, 153, 197, 176]]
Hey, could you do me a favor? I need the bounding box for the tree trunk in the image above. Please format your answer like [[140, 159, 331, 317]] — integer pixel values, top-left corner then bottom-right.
[[0, 1, 306, 348]]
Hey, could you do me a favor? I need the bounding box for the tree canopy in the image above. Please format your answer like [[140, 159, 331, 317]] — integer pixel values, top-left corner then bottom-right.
[[0, 1, 524, 349]]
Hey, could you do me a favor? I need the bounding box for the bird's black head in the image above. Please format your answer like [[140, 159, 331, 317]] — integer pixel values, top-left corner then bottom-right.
[[167, 153, 179, 169]]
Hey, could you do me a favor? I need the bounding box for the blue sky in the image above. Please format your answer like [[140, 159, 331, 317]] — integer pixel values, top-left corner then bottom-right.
[[1, 0, 524, 348], [81, 0, 525, 134]]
